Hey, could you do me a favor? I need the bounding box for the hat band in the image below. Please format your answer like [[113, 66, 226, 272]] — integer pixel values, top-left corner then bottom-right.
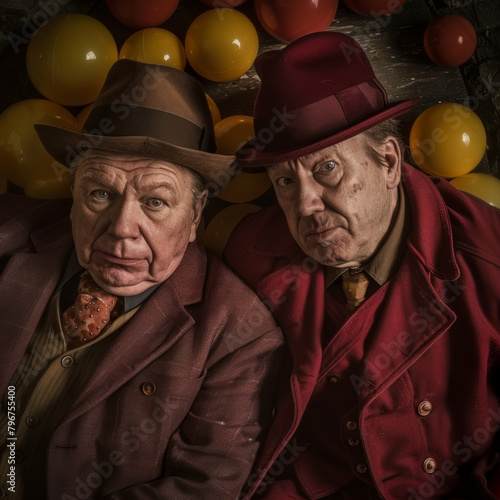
[[82, 104, 211, 152], [253, 80, 387, 153]]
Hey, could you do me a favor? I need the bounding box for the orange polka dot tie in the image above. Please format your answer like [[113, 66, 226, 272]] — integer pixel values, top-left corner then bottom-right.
[[61, 271, 123, 349], [342, 270, 370, 312]]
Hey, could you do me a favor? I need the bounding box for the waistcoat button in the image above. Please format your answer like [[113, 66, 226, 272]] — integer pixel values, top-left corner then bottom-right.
[[418, 400, 433, 416], [423, 457, 437, 474]]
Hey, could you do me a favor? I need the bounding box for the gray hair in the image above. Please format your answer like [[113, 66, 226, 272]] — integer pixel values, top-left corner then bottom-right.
[[361, 119, 405, 166]]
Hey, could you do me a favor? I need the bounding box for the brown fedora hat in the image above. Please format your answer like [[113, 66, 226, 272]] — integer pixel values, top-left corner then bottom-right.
[[236, 32, 419, 167], [35, 59, 235, 183]]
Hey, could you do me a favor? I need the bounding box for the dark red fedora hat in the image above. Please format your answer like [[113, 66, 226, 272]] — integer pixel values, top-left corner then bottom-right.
[[35, 59, 235, 184], [237, 31, 419, 167]]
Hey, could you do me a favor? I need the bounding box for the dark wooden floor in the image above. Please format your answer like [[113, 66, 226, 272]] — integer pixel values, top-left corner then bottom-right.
[[0, 0, 499, 176]]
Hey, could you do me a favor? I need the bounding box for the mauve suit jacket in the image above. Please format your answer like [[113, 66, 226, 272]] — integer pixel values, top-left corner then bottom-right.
[[0, 194, 284, 499]]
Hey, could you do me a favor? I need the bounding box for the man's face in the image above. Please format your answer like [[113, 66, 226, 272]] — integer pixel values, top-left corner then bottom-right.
[[267, 134, 401, 268], [71, 152, 206, 296]]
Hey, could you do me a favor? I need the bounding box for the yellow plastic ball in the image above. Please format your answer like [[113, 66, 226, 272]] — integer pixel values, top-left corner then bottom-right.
[[214, 115, 271, 202], [0, 99, 78, 198], [205, 93, 221, 125], [119, 28, 186, 70], [450, 173, 500, 208], [185, 9, 259, 82], [409, 102, 487, 178], [26, 14, 118, 107], [203, 203, 261, 257]]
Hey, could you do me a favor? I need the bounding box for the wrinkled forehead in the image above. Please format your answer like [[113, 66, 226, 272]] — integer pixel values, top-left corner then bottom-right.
[[266, 136, 364, 172]]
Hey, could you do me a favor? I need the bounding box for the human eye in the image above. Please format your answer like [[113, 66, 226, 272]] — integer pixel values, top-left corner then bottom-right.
[[318, 160, 336, 173], [143, 198, 166, 210], [275, 176, 294, 188], [91, 189, 110, 201]]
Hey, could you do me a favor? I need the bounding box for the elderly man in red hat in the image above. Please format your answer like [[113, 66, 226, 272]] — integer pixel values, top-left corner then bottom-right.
[[0, 59, 284, 499], [225, 32, 500, 499]]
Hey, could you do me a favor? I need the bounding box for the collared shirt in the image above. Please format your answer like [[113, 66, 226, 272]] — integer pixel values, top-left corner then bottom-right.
[[324, 183, 409, 291]]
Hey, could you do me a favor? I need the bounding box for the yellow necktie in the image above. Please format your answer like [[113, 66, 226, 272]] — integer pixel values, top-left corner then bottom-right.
[[342, 271, 370, 312]]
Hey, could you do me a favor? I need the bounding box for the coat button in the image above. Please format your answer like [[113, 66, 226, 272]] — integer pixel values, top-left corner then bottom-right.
[[141, 382, 156, 396], [26, 415, 39, 427], [423, 457, 437, 474], [418, 400, 433, 416], [327, 374, 341, 384], [356, 463, 367, 474], [346, 419, 357, 430], [348, 438, 360, 447], [61, 355, 74, 368]]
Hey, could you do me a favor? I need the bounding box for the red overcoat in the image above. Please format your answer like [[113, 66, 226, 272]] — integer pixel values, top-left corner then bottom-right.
[[225, 164, 500, 500]]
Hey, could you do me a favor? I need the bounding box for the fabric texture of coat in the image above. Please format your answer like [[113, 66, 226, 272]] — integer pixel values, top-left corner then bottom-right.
[[225, 164, 500, 500], [0, 194, 284, 500]]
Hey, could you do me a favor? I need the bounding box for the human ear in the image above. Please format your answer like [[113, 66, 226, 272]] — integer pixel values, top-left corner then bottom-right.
[[384, 137, 402, 190], [189, 189, 208, 242]]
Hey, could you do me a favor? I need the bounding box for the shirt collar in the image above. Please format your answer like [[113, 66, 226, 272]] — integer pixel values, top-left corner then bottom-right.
[[324, 183, 409, 288], [59, 251, 160, 313]]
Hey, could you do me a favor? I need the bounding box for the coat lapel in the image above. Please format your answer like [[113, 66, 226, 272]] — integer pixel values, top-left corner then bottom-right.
[[0, 233, 72, 395]]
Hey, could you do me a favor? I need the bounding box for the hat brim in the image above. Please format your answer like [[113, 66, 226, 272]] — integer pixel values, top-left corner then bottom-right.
[[236, 98, 419, 170], [35, 124, 237, 186]]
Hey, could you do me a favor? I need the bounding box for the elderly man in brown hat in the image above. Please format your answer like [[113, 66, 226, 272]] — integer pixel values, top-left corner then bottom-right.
[[225, 32, 500, 499], [0, 59, 284, 499]]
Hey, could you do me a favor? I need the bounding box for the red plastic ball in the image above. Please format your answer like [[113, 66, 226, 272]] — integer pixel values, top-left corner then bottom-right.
[[342, 0, 408, 17], [106, 0, 180, 29], [424, 14, 477, 67], [255, 0, 339, 43], [199, 0, 249, 6]]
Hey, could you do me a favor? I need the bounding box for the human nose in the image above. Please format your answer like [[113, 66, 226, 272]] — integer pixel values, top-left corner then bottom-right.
[[295, 177, 325, 217], [107, 199, 142, 239]]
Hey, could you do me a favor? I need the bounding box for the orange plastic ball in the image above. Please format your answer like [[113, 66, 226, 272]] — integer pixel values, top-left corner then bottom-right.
[[0, 99, 78, 198], [205, 93, 221, 125], [185, 9, 259, 82], [342, 0, 407, 17], [26, 14, 118, 107], [106, 0, 180, 29], [424, 14, 477, 67], [203, 203, 261, 257], [199, 0, 249, 6], [255, 0, 339, 42], [76, 103, 94, 132], [450, 173, 500, 208], [409, 102, 486, 178], [119, 28, 186, 70], [214, 115, 271, 202]]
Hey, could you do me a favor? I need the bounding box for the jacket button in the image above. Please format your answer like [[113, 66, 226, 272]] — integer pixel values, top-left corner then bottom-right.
[[348, 438, 359, 447], [26, 415, 39, 427], [356, 463, 367, 474], [423, 457, 437, 474], [61, 355, 74, 368], [346, 420, 357, 430], [327, 374, 341, 384], [141, 382, 156, 396], [418, 400, 433, 416]]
